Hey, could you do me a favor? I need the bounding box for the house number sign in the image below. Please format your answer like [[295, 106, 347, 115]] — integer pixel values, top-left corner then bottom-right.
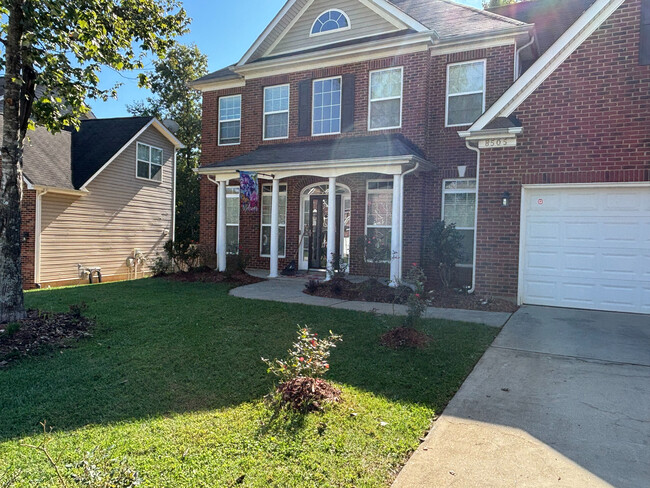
[[478, 138, 517, 149]]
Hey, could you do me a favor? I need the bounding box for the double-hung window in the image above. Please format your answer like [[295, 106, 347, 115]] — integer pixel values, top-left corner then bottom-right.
[[136, 142, 163, 182], [219, 94, 241, 145], [446, 60, 486, 127], [263, 84, 289, 140], [312, 77, 341, 136], [365, 180, 393, 262], [260, 183, 287, 257], [226, 186, 240, 254], [368, 67, 403, 130], [442, 179, 477, 267]]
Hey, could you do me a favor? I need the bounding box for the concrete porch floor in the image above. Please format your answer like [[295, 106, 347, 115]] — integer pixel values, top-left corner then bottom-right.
[[232, 269, 512, 327]]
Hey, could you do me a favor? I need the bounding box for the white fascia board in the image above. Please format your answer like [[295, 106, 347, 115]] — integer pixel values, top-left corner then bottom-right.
[[458, 127, 523, 140], [237, 0, 299, 66], [33, 185, 89, 196], [469, 0, 625, 132], [23, 174, 35, 190], [80, 118, 183, 191], [191, 78, 246, 93], [263, 0, 316, 57]]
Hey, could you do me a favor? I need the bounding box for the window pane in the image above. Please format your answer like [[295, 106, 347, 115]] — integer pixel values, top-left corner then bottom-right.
[[444, 192, 476, 228], [261, 226, 286, 256], [312, 10, 348, 34], [220, 96, 241, 120], [261, 194, 272, 225], [313, 78, 341, 135], [279, 195, 287, 225], [278, 226, 286, 256], [220, 120, 241, 144], [367, 192, 392, 226], [226, 226, 239, 254], [264, 113, 288, 139], [150, 164, 162, 182], [370, 69, 401, 99], [137, 144, 150, 161], [137, 161, 149, 178], [458, 229, 474, 266], [369, 98, 401, 129], [226, 197, 239, 225], [264, 85, 289, 113], [366, 228, 392, 261], [150, 148, 163, 165], [447, 93, 484, 126], [445, 179, 477, 190], [448, 62, 484, 95]]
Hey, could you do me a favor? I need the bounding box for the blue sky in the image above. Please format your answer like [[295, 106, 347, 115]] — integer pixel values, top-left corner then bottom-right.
[[92, 0, 484, 118]]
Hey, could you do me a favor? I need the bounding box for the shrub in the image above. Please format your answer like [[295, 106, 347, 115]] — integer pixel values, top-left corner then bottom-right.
[[326, 253, 348, 279], [357, 234, 390, 265], [163, 239, 201, 272], [4, 322, 21, 337], [150, 255, 171, 276], [404, 264, 428, 328], [225, 249, 252, 278], [304, 279, 320, 294], [262, 326, 342, 382], [426, 220, 464, 288]]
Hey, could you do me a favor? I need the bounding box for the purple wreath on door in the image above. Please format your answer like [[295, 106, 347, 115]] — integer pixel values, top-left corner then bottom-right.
[[239, 171, 259, 212]]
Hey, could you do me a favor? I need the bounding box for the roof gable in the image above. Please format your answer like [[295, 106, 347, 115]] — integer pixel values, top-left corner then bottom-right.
[[266, 0, 404, 58]]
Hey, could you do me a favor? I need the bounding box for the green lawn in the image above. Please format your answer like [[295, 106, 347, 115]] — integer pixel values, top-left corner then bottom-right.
[[0, 279, 498, 487]]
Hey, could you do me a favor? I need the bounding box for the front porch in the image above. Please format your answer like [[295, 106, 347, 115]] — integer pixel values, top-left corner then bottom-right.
[[197, 134, 434, 284]]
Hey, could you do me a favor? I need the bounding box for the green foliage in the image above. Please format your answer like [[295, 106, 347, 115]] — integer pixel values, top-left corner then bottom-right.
[[70, 447, 142, 488], [149, 255, 171, 277], [162, 239, 200, 272], [426, 220, 464, 288], [404, 265, 428, 328], [128, 44, 208, 242], [224, 250, 252, 278], [3, 322, 21, 337], [357, 234, 391, 277], [262, 327, 342, 382]]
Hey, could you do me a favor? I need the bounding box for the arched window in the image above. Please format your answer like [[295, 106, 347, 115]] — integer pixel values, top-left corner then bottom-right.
[[310, 9, 350, 36]]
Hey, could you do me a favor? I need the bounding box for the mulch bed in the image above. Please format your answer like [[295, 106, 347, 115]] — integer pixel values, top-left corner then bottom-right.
[[278, 377, 342, 412], [0, 306, 94, 367], [305, 277, 518, 313], [161, 268, 265, 286], [380, 327, 433, 349]]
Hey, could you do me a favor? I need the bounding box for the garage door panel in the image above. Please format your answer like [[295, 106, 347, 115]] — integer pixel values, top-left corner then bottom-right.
[[521, 186, 650, 314]]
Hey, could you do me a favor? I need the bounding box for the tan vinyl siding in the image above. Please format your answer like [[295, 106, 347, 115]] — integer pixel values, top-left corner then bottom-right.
[[251, 0, 307, 61], [39, 126, 175, 284], [269, 0, 400, 56]]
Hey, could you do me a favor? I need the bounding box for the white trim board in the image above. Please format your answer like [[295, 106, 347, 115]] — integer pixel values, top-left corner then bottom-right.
[[80, 118, 183, 191], [467, 0, 626, 132]]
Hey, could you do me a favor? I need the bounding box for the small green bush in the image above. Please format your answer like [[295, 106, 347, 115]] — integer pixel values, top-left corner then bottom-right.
[[163, 239, 201, 272], [4, 322, 21, 337], [426, 220, 464, 288]]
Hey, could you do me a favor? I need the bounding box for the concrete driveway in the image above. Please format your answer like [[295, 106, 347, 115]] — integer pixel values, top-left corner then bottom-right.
[[393, 306, 650, 488]]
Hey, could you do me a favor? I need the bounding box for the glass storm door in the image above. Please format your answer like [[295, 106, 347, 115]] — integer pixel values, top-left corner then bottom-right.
[[308, 195, 341, 269]]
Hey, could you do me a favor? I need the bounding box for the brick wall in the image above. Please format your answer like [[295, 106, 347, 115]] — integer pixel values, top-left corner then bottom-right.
[[21, 188, 36, 289], [199, 45, 516, 276], [475, 0, 650, 298]]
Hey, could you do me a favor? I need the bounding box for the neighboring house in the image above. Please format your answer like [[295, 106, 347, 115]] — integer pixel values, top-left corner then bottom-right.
[[10, 116, 182, 289], [194, 0, 649, 314]]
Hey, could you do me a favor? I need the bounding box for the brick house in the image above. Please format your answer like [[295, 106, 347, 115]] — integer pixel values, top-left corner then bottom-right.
[[195, 0, 649, 314]]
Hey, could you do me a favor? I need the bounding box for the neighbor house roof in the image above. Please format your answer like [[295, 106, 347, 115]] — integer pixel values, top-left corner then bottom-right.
[[71, 116, 154, 189], [22, 126, 76, 191], [201, 134, 426, 169], [488, 0, 597, 54]]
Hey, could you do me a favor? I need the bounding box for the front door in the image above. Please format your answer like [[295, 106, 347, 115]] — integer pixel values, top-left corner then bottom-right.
[[309, 195, 341, 269]]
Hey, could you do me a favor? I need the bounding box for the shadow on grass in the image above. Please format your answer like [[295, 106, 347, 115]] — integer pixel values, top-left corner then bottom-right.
[[0, 279, 497, 442]]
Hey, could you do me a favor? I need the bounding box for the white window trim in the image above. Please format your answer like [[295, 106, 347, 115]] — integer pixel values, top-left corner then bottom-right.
[[135, 142, 164, 183], [218, 94, 242, 146], [441, 178, 477, 268], [368, 66, 403, 131], [309, 9, 351, 37], [226, 186, 240, 255], [311, 76, 342, 137], [260, 183, 288, 258], [262, 84, 290, 141], [445, 59, 487, 128], [364, 179, 394, 263]]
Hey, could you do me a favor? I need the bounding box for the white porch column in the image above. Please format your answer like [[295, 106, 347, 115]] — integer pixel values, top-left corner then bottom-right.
[[325, 176, 337, 280], [389, 174, 402, 286], [217, 181, 227, 272], [269, 178, 280, 278]]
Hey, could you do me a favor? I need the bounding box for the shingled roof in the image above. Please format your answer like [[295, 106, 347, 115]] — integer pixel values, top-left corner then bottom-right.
[[71, 116, 154, 189], [202, 133, 426, 169]]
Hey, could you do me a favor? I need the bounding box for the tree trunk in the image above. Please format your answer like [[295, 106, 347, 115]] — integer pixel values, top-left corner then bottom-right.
[[0, 0, 26, 323]]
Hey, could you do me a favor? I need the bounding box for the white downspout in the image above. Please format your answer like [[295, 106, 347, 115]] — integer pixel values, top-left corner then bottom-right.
[[34, 189, 47, 285], [171, 149, 177, 243], [398, 162, 419, 282], [515, 35, 535, 81], [465, 141, 480, 294]]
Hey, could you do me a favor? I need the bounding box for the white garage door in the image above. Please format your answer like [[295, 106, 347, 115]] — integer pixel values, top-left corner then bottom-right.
[[521, 185, 650, 314]]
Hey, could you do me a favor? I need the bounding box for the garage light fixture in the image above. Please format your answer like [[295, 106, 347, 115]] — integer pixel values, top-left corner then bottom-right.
[[501, 191, 511, 207]]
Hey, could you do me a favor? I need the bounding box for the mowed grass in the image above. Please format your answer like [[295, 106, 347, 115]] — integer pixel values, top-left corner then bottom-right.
[[0, 279, 498, 487]]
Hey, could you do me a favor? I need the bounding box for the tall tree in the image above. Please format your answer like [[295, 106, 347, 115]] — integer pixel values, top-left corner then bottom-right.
[[128, 44, 208, 242], [0, 0, 188, 322]]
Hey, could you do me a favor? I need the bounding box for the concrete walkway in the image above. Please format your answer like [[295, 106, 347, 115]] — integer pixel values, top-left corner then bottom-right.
[[229, 274, 511, 327], [392, 306, 650, 488]]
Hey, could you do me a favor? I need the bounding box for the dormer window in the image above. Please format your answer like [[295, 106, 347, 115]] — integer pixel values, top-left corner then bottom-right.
[[310, 9, 350, 36]]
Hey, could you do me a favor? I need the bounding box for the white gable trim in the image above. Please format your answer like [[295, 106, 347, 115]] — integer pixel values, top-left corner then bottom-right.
[[466, 0, 626, 133], [263, 0, 317, 57], [80, 118, 183, 191], [238, 0, 428, 66]]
